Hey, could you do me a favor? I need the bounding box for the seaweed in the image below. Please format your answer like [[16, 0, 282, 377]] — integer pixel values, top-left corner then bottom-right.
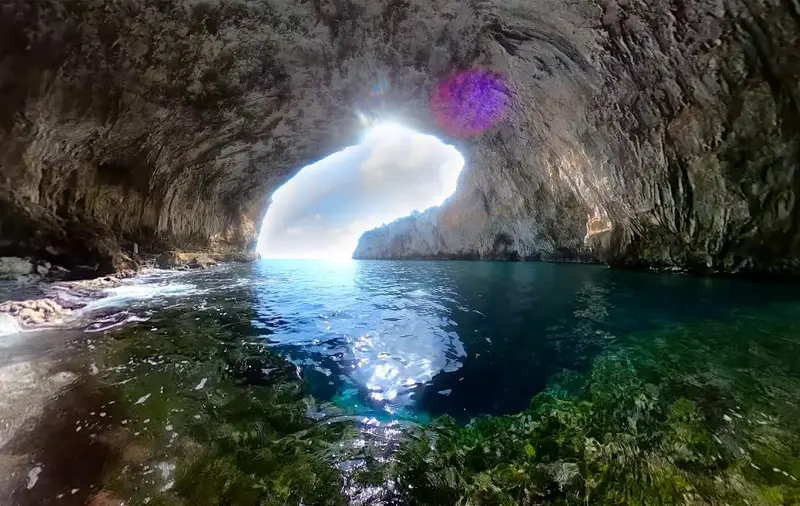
[[382, 305, 800, 505], [85, 301, 800, 505]]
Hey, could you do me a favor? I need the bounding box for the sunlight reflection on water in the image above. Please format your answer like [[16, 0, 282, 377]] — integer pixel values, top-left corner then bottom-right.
[[73, 259, 800, 425], [252, 260, 466, 416]]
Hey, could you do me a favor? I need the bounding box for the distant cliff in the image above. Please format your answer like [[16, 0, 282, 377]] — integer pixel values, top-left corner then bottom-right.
[[354, 207, 596, 262]]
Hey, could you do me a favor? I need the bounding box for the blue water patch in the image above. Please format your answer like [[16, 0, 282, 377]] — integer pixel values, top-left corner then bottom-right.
[[242, 260, 800, 422], [76, 260, 800, 424]]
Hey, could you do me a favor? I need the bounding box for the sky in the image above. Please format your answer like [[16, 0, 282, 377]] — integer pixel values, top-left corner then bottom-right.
[[256, 123, 465, 259]]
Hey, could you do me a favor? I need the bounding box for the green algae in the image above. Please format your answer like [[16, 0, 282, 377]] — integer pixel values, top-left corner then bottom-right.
[[84, 304, 357, 506], [82, 301, 800, 506], [382, 305, 800, 506]]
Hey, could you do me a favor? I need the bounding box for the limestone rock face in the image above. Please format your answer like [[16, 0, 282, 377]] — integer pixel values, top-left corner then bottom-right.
[[154, 250, 257, 269], [1, 0, 799, 273], [353, 0, 800, 274]]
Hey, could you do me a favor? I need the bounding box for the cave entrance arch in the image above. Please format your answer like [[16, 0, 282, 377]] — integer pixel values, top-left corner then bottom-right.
[[256, 123, 464, 259]]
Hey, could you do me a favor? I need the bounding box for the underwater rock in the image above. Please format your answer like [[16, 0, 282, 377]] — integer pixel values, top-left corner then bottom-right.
[[0, 361, 77, 447]]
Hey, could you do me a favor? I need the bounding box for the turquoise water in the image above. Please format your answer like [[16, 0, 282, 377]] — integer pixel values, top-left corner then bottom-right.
[[85, 260, 800, 422], [234, 260, 799, 421], [11, 260, 800, 505]]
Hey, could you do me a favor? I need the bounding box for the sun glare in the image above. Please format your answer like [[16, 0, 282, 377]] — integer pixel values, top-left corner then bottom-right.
[[256, 123, 465, 260]]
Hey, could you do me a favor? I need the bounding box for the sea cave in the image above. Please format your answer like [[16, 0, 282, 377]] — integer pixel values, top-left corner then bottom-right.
[[1, 1, 800, 505]]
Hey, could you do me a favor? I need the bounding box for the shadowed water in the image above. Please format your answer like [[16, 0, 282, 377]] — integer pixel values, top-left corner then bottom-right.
[[3, 260, 800, 505], [247, 260, 799, 421]]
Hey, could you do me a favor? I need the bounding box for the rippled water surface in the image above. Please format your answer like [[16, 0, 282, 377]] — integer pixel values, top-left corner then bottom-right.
[[87, 260, 799, 421], [5, 260, 800, 505]]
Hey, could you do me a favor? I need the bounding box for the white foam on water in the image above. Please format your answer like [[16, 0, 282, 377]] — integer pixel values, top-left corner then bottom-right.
[[0, 313, 21, 337], [134, 393, 151, 405], [84, 313, 151, 333], [156, 461, 176, 491], [82, 281, 199, 311]]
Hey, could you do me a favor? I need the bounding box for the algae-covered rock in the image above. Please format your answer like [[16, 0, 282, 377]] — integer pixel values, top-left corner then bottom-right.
[[383, 306, 800, 505]]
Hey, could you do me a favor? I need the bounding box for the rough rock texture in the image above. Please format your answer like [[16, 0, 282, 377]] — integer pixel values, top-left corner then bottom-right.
[[1, 0, 799, 273], [0, 257, 34, 280], [355, 0, 800, 274], [154, 250, 257, 269]]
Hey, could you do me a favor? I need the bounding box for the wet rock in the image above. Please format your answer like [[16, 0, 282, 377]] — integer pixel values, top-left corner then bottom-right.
[[156, 250, 253, 270], [155, 252, 180, 270], [0, 361, 77, 447], [87, 490, 125, 506], [0, 298, 71, 328], [0, 268, 136, 330], [214, 251, 260, 264], [115, 269, 137, 279], [19, 308, 44, 324], [187, 255, 216, 269], [156, 251, 214, 269], [43, 264, 71, 281], [48, 277, 121, 310], [0, 257, 33, 280]]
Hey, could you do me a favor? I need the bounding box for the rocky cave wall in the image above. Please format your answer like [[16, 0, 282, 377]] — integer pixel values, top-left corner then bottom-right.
[[1, 0, 799, 273], [0, 0, 489, 271], [352, 0, 800, 274]]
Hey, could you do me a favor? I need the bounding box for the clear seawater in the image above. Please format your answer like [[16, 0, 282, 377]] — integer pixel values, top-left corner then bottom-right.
[[80, 260, 799, 420], [6, 260, 800, 505]]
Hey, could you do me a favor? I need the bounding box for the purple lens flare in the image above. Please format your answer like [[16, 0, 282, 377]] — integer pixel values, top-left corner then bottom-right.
[[430, 69, 509, 137]]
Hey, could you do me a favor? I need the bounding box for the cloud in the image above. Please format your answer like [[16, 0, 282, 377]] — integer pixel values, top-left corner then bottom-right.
[[257, 123, 464, 259]]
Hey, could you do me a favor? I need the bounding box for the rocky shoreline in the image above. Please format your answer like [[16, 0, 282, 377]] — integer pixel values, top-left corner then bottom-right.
[[0, 251, 259, 333], [0, 271, 135, 334], [0, 252, 256, 506]]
